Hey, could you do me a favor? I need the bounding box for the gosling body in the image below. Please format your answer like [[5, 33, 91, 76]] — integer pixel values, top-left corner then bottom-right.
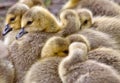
[[62, 0, 120, 16], [59, 42, 120, 83], [24, 57, 62, 83], [0, 41, 14, 83]]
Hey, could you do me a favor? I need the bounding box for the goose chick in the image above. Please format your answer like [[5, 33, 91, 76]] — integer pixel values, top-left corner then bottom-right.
[[76, 9, 120, 50], [58, 9, 80, 37], [62, 0, 120, 16], [24, 37, 68, 83], [77, 8, 93, 30], [24, 56, 63, 83], [59, 42, 120, 83], [3, 3, 29, 46], [16, 6, 61, 39], [19, 0, 45, 8]]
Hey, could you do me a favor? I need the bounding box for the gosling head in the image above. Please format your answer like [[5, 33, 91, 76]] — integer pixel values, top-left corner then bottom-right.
[[41, 36, 70, 58], [68, 42, 88, 62], [2, 3, 29, 36], [60, 9, 80, 30], [19, 0, 45, 8], [66, 34, 91, 51], [77, 8, 93, 30], [60, 9, 79, 24], [59, 9, 80, 36], [16, 6, 60, 39]]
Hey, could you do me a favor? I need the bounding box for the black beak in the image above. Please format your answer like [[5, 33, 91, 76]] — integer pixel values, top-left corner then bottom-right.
[[16, 28, 28, 40], [2, 24, 12, 36]]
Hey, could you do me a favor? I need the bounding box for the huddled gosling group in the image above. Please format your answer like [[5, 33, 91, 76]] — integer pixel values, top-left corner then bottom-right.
[[1, 0, 120, 83]]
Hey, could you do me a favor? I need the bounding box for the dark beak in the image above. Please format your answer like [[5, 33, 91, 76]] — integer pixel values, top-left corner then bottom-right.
[[2, 24, 12, 36], [16, 28, 28, 40]]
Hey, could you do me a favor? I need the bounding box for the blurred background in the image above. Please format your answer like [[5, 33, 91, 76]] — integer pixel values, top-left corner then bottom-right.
[[0, 0, 68, 18]]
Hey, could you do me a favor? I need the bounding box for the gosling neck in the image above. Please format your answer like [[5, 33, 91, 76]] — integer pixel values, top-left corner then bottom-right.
[[44, 17, 62, 33]]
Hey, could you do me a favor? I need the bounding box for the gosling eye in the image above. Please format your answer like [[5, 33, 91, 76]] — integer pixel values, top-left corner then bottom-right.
[[83, 20, 88, 25], [27, 21, 33, 25], [63, 50, 68, 54], [10, 17, 15, 22]]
